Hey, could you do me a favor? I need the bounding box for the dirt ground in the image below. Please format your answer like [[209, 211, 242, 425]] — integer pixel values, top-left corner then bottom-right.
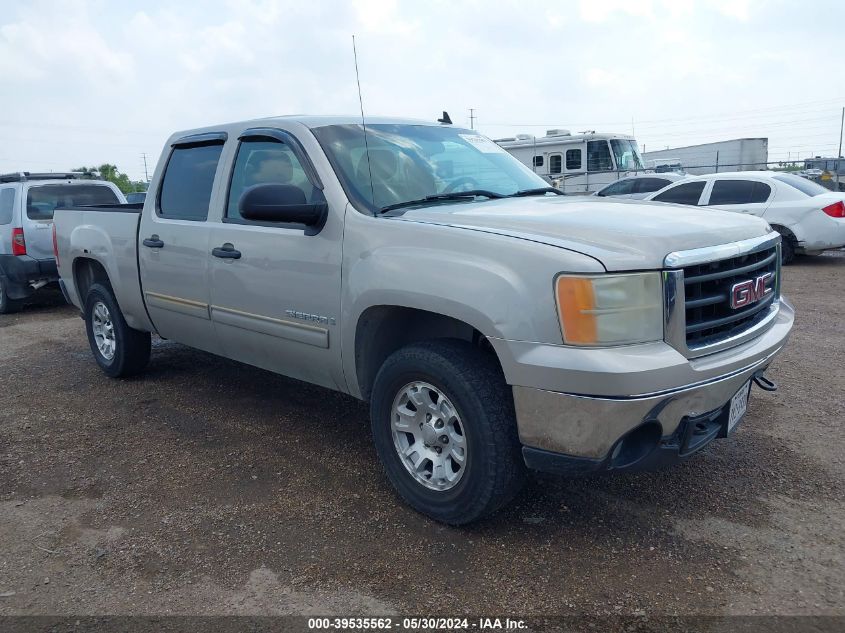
[[0, 253, 843, 619]]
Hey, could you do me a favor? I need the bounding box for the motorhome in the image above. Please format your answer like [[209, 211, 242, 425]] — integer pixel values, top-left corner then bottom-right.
[[495, 130, 646, 194]]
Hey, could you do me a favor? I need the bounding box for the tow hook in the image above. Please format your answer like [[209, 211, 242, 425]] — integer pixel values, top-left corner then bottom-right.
[[752, 371, 778, 392]]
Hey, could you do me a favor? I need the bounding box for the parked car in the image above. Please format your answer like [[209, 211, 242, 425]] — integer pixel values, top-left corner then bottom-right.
[[0, 172, 124, 313], [593, 173, 686, 199], [645, 171, 845, 264], [53, 116, 793, 524], [125, 191, 147, 204]]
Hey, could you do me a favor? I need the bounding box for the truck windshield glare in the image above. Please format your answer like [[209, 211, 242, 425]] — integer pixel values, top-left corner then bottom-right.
[[312, 124, 549, 213]]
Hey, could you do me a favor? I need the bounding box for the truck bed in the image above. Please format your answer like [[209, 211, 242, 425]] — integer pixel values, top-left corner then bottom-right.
[[53, 203, 153, 332]]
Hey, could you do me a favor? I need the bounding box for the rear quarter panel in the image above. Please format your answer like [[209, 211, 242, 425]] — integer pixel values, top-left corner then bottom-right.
[[55, 208, 154, 332]]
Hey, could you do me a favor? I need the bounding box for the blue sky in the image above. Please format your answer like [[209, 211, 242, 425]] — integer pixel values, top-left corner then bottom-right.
[[1, 0, 843, 180]]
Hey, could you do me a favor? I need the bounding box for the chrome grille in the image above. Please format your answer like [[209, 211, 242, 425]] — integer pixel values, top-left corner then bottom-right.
[[663, 232, 782, 358], [683, 245, 779, 348]]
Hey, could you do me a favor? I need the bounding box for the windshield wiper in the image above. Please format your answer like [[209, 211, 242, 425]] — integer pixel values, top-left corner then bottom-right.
[[510, 187, 564, 197], [378, 190, 505, 214]]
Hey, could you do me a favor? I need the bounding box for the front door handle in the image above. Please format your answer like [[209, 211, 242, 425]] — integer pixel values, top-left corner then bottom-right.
[[212, 243, 241, 259], [142, 235, 164, 248]]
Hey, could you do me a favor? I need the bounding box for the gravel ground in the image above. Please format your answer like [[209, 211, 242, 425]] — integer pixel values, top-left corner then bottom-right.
[[0, 253, 843, 619]]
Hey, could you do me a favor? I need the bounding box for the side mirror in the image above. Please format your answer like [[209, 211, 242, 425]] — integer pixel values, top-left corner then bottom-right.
[[238, 184, 327, 230]]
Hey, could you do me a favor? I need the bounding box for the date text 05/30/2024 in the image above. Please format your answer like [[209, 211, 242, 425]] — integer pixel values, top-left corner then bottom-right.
[[307, 617, 528, 630]]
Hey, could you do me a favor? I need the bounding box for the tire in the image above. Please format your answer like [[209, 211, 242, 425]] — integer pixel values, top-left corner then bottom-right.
[[0, 276, 24, 314], [776, 230, 796, 265], [370, 339, 526, 524], [84, 283, 151, 377]]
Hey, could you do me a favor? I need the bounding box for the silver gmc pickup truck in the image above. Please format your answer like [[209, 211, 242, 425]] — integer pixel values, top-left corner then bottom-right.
[[53, 116, 794, 524]]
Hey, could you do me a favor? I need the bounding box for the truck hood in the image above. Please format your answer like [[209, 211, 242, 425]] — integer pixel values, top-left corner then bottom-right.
[[398, 195, 772, 271]]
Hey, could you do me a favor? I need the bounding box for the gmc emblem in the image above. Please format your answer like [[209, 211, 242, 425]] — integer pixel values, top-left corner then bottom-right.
[[730, 272, 774, 309]]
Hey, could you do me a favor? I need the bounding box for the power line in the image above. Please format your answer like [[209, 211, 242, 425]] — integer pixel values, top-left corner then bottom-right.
[[482, 96, 845, 129]]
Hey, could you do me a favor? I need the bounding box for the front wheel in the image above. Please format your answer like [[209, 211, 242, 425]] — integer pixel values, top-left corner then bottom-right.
[[370, 340, 525, 524], [84, 283, 151, 377]]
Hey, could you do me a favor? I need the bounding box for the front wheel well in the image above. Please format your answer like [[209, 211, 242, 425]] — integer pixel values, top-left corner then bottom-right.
[[354, 306, 501, 401]]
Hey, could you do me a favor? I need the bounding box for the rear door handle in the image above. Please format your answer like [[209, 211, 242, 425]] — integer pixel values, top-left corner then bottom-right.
[[212, 243, 241, 259], [142, 235, 164, 248]]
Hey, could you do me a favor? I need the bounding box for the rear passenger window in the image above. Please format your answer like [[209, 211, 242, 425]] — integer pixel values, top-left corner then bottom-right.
[[549, 154, 562, 174], [226, 138, 318, 222], [565, 148, 582, 170], [26, 184, 119, 220], [158, 142, 225, 220], [0, 187, 15, 224], [652, 181, 706, 205], [709, 180, 771, 205]]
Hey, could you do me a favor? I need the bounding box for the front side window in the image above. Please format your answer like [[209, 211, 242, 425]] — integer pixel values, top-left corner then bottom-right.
[[533, 155, 544, 167], [633, 177, 671, 194], [609, 139, 645, 171], [587, 141, 613, 172], [598, 179, 635, 196], [565, 148, 582, 170], [652, 181, 706, 205], [0, 187, 15, 224], [549, 154, 562, 174], [227, 139, 319, 221], [311, 124, 549, 212], [26, 184, 119, 220], [158, 142, 224, 220]]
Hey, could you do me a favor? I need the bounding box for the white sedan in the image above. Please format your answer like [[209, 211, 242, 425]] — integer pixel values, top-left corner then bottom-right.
[[593, 173, 685, 199], [645, 171, 845, 263]]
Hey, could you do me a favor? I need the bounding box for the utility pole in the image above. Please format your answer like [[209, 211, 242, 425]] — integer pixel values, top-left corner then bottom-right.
[[141, 153, 150, 183], [469, 108, 476, 130], [836, 106, 843, 190]]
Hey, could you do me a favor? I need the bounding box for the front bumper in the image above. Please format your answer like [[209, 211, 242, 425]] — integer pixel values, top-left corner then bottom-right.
[[492, 298, 794, 473]]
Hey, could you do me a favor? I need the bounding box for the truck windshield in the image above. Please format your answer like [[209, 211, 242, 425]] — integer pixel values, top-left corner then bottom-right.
[[312, 124, 550, 212], [609, 139, 645, 171], [27, 183, 119, 220]]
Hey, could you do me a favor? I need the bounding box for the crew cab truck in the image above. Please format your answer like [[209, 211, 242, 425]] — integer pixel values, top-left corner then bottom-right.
[[0, 172, 124, 313], [53, 116, 794, 524]]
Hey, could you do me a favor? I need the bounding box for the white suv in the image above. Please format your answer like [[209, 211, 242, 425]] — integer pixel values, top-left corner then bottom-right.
[[646, 171, 845, 263], [0, 172, 124, 313]]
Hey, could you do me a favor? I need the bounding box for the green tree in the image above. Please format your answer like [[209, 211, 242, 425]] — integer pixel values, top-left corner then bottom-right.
[[70, 164, 144, 194]]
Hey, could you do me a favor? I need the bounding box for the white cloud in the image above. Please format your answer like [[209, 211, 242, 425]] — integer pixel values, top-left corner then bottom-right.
[[0, 0, 842, 180]]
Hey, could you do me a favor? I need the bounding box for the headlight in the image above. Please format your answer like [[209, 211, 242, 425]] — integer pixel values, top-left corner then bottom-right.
[[555, 273, 663, 346]]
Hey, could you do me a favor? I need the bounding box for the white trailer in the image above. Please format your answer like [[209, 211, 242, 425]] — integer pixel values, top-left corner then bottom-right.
[[496, 130, 646, 194], [643, 138, 768, 176]]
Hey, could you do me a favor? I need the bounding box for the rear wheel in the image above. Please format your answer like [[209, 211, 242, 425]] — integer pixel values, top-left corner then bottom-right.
[[84, 283, 151, 377], [774, 227, 796, 265], [370, 340, 525, 524], [0, 276, 23, 314]]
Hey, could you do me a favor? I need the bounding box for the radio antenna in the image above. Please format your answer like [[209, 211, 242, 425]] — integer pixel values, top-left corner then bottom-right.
[[352, 35, 376, 211]]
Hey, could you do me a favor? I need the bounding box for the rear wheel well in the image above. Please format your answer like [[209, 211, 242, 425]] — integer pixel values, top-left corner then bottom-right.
[[354, 306, 500, 401], [770, 224, 796, 244], [73, 258, 111, 303]]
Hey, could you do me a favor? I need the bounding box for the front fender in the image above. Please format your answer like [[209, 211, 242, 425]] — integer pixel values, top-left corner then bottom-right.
[[339, 214, 604, 397]]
